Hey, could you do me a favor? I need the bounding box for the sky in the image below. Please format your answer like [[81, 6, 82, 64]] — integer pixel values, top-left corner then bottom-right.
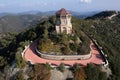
[[0, 0, 120, 13]]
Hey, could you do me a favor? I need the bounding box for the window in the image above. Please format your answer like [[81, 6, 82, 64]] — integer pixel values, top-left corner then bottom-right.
[[61, 15, 66, 19], [63, 27, 67, 33]]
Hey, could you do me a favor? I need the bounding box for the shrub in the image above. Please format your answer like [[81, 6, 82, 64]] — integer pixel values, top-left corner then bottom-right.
[[73, 68, 87, 80], [38, 39, 53, 52], [69, 43, 77, 52], [58, 63, 65, 72], [28, 64, 51, 80], [15, 52, 26, 68], [61, 46, 71, 55]]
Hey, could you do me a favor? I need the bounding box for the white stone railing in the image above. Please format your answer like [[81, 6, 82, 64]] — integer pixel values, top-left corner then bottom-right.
[[36, 48, 91, 60], [92, 39, 109, 67], [21, 45, 30, 57]]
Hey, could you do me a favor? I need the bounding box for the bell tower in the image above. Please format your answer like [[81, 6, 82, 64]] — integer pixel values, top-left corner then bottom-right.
[[55, 8, 72, 34]]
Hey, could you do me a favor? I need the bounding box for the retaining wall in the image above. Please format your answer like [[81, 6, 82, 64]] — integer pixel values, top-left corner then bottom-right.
[[36, 48, 91, 60]]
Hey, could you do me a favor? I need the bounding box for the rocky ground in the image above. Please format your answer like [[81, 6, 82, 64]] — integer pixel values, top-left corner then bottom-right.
[[50, 68, 73, 80]]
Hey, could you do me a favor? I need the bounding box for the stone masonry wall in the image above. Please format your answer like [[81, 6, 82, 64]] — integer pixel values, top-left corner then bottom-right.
[[36, 48, 91, 60]]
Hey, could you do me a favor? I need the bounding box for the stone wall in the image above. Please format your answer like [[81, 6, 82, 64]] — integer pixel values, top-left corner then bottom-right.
[[36, 48, 91, 60]]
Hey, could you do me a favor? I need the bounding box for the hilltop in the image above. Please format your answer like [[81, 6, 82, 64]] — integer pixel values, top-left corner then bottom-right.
[[0, 10, 120, 80]]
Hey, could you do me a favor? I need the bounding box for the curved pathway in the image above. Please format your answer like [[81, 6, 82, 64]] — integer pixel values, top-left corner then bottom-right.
[[24, 41, 104, 66]]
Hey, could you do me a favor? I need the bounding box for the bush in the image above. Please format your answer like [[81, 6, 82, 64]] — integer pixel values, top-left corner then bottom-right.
[[85, 63, 107, 80], [28, 64, 51, 80], [61, 46, 71, 55], [58, 63, 65, 72], [73, 63, 80, 72], [69, 43, 77, 52], [73, 68, 87, 80], [38, 39, 53, 52], [15, 52, 26, 68], [45, 62, 52, 70], [99, 72, 107, 80], [85, 64, 100, 80], [77, 43, 90, 55]]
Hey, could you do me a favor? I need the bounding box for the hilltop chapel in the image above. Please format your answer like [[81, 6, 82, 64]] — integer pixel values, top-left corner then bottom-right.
[[55, 8, 72, 34]]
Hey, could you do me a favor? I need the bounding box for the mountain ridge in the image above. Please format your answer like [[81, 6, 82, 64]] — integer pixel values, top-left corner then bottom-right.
[[0, 10, 99, 17], [86, 10, 120, 19], [0, 11, 99, 33], [0, 10, 119, 33]]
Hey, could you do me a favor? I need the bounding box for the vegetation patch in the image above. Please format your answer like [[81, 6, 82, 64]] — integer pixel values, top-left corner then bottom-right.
[[37, 17, 90, 55]]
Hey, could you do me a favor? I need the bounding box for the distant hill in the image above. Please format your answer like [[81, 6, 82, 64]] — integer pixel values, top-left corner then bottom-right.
[[0, 11, 99, 18], [0, 13, 17, 17], [0, 11, 99, 33], [20, 11, 99, 18], [0, 15, 49, 33], [86, 11, 119, 19]]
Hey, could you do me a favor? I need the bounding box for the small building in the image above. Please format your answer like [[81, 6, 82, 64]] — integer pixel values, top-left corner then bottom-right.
[[55, 8, 72, 34]]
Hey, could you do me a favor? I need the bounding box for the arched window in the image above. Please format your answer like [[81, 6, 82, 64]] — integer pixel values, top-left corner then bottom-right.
[[61, 15, 66, 19], [63, 27, 67, 33]]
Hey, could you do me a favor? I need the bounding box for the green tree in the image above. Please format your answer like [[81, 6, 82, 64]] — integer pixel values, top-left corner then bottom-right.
[[28, 64, 51, 80], [73, 63, 79, 72], [58, 63, 65, 72], [38, 39, 53, 52], [0, 56, 7, 68], [99, 72, 107, 80], [49, 16, 56, 25], [73, 68, 87, 80], [28, 31, 37, 40], [69, 43, 77, 52], [15, 52, 26, 68], [43, 27, 49, 39], [45, 62, 52, 70], [85, 63, 100, 80], [61, 46, 71, 55], [19, 41, 30, 48], [0, 71, 3, 80], [59, 33, 69, 45]]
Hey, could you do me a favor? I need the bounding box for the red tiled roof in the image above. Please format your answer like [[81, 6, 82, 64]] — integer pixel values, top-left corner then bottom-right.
[[56, 8, 70, 15]]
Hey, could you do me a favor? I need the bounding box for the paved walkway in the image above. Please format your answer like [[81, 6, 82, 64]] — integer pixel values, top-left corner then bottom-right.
[[24, 41, 104, 66]]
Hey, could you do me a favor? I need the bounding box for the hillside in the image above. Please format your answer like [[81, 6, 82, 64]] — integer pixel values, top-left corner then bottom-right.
[[86, 11, 119, 19], [0, 11, 120, 80], [80, 11, 120, 80], [0, 15, 48, 33]]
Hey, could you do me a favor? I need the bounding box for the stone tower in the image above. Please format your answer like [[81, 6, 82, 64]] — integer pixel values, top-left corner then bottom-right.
[[55, 8, 72, 34]]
